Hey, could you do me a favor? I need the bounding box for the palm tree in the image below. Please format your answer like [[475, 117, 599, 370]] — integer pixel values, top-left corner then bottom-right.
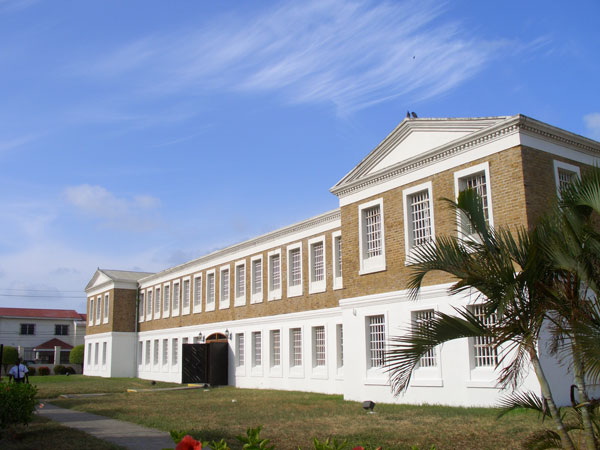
[[385, 188, 578, 449]]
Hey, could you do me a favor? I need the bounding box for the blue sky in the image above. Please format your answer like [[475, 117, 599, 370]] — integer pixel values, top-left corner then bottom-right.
[[1, 0, 599, 313]]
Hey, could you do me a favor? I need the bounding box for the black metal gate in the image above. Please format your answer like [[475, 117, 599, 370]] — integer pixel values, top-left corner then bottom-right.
[[182, 342, 228, 385]]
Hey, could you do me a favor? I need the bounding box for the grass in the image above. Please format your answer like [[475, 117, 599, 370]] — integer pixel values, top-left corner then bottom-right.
[[0, 415, 125, 450], [43, 378, 547, 450]]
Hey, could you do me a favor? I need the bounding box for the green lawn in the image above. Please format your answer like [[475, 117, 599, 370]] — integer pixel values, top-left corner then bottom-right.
[[39, 377, 547, 450]]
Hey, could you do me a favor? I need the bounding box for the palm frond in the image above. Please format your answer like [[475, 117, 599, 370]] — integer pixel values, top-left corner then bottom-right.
[[497, 391, 549, 419]]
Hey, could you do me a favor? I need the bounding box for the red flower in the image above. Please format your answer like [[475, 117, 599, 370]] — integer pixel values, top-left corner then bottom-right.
[[353, 447, 365, 450], [176, 435, 202, 450]]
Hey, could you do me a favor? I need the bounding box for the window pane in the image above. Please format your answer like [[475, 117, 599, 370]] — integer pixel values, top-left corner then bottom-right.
[[364, 206, 382, 258], [311, 242, 324, 282], [410, 191, 432, 248], [368, 315, 385, 368]]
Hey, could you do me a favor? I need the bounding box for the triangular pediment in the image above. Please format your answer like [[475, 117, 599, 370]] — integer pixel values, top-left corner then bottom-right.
[[331, 116, 509, 194], [85, 269, 112, 291]]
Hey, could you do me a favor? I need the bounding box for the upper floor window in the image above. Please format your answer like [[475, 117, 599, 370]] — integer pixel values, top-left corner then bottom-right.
[[268, 250, 282, 301], [20, 323, 35, 335], [332, 231, 343, 289], [235, 261, 246, 307], [193, 275, 202, 313], [309, 236, 326, 294], [89, 298, 94, 325], [172, 282, 180, 315], [553, 160, 581, 195], [403, 182, 434, 260], [220, 266, 230, 309], [287, 244, 303, 297], [146, 290, 153, 320], [154, 287, 161, 319], [251, 256, 263, 304], [359, 199, 386, 274], [55, 324, 68, 336], [163, 284, 170, 317], [206, 271, 216, 311], [182, 278, 191, 314], [103, 293, 110, 323], [454, 162, 494, 239], [96, 295, 102, 324], [138, 293, 144, 322]]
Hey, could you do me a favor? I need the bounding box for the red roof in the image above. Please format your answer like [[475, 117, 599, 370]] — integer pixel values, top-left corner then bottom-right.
[[33, 338, 73, 351], [0, 307, 85, 320]]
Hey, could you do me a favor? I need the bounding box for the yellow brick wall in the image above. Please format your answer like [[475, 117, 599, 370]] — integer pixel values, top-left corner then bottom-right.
[[86, 288, 138, 335]]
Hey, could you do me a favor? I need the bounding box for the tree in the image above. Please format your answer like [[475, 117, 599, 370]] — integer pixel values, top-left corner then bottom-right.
[[384, 188, 579, 449], [2, 346, 18, 376], [69, 344, 84, 367]]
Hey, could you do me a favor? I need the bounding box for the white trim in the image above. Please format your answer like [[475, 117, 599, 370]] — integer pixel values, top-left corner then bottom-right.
[[205, 269, 216, 312], [267, 249, 282, 301], [162, 282, 171, 318], [192, 273, 202, 313], [403, 181, 435, 263], [250, 255, 263, 304], [181, 277, 191, 315], [286, 242, 303, 298], [331, 230, 343, 290], [234, 260, 246, 307], [454, 162, 494, 240], [308, 235, 327, 294], [219, 265, 231, 310], [553, 159, 581, 194], [358, 198, 386, 275]]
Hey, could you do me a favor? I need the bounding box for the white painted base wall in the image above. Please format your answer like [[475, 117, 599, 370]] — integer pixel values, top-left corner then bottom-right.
[[84, 332, 137, 378]]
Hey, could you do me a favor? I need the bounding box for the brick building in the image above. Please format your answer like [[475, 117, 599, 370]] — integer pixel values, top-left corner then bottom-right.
[[84, 115, 599, 406]]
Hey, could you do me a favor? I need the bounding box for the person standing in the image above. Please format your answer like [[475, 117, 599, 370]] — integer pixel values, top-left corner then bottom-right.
[[8, 358, 29, 383]]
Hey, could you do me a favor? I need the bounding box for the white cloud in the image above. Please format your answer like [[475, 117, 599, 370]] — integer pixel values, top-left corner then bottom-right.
[[0, 134, 37, 153], [64, 184, 161, 231], [584, 113, 600, 140], [80, 0, 511, 114]]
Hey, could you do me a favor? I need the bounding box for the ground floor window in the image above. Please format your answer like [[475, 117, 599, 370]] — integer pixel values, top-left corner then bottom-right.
[[236, 333, 245, 367], [252, 332, 262, 367], [367, 315, 385, 368], [290, 328, 302, 367]]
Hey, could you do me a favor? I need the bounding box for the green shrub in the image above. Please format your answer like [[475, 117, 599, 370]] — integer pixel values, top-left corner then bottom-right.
[[69, 345, 84, 365], [0, 382, 37, 436], [53, 365, 66, 375], [1, 346, 18, 374], [64, 366, 76, 375], [27, 366, 36, 376], [38, 366, 50, 376]]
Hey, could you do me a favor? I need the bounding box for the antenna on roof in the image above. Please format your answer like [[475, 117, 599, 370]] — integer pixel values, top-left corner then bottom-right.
[[411, 112, 418, 118]]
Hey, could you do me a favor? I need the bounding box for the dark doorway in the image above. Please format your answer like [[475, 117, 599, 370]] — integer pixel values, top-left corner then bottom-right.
[[182, 341, 228, 385]]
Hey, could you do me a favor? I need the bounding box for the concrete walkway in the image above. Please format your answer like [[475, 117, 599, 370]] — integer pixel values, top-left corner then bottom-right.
[[37, 403, 175, 450]]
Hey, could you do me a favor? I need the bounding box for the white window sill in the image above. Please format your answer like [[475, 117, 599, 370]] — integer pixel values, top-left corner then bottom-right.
[[333, 279, 343, 290], [162, 312, 170, 318], [192, 306, 202, 314], [311, 367, 328, 379], [103, 319, 109, 324], [182, 308, 191, 315], [359, 265, 386, 275], [289, 367, 304, 378], [234, 297, 246, 307], [172, 309, 180, 316], [205, 304, 215, 312], [219, 301, 230, 310], [153, 314, 160, 321], [250, 294, 263, 304], [287, 287, 303, 298], [465, 379, 498, 389], [251, 366, 263, 377], [267, 290, 282, 301], [309, 282, 326, 294], [269, 366, 282, 378]]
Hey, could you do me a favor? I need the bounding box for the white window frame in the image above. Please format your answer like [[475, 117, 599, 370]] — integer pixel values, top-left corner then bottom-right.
[[145, 289, 153, 321], [250, 255, 263, 304], [234, 260, 246, 307], [162, 283, 171, 318], [193, 274, 202, 313], [336, 323, 344, 378], [267, 249, 282, 301], [251, 331, 262, 375], [136, 341, 142, 366], [403, 182, 435, 262], [89, 298, 94, 325], [153, 339, 159, 367], [95, 342, 99, 366], [102, 341, 107, 366], [286, 242, 303, 298], [182, 277, 191, 315], [103, 293, 109, 324], [154, 287, 161, 320], [454, 162, 494, 240], [332, 231, 343, 290], [171, 338, 179, 368], [235, 332, 245, 375], [308, 235, 327, 294], [270, 329, 281, 371], [289, 327, 304, 377], [553, 160, 581, 194], [409, 306, 443, 387], [466, 302, 500, 387], [205, 270, 216, 312], [138, 293, 144, 323], [172, 281, 181, 316], [358, 198, 386, 274], [312, 325, 327, 377], [219, 265, 231, 309], [365, 313, 387, 381], [95, 295, 101, 325], [162, 338, 169, 367], [144, 340, 150, 367]]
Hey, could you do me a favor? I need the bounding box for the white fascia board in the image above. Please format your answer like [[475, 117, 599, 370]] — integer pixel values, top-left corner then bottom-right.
[[520, 132, 600, 166], [339, 282, 458, 309], [86, 280, 138, 297]]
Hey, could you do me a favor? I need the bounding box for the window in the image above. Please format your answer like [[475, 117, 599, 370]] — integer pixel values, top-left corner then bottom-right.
[[206, 271, 216, 311], [268, 250, 282, 301], [313, 326, 326, 368], [252, 331, 262, 367], [403, 182, 434, 259], [154, 287, 161, 318], [89, 298, 94, 324], [553, 160, 581, 194], [102, 342, 107, 366], [193, 275, 202, 313], [336, 324, 344, 370], [103, 293, 110, 323], [287, 244, 303, 297], [163, 283, 170, 317], [55, 324, 68, 336], [290, 328, 302, 367], [270, 330, 281, 368], [471, 305, 498, 368], [412, 310, 437, 368], [251, 256, 263, 304], [138, 293, 144, 322], [162, 339, 168, 365], [332, 231, 343, 289], [96, 296, 101, 324], [88, 343, 92, 365], [182, 278, 191, 314], [183, 337, 188, 345], [20, 323, 35, 335], [367, 315, 385, 369], [153, 339, 159, 365], [309, 236, 326, 293], [454, 162, 494, 238], [173, 282, 180, 315], [359, 199, 386, 274], [137, 341, 142, 365], [145, 340, 150, 365], [220, 266, 230, 309], [172, 338, 179, 366], [235, 261, 246, 306], [146, 290, 153, 320], [236, 333, 245, 367], [95, 342, 99, 365]]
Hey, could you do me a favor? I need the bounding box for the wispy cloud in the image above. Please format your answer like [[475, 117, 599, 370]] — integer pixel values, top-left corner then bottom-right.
[[0, 0, 39, 14], [79, 0, 512, 114], [0, 134, 37, 153], [584, 113, 600, 140], [64, 184, 161, 232]]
